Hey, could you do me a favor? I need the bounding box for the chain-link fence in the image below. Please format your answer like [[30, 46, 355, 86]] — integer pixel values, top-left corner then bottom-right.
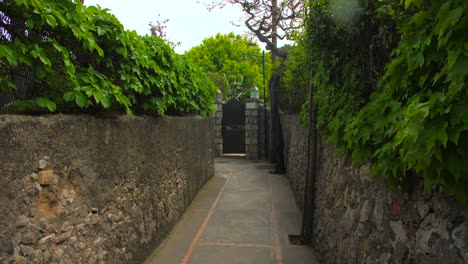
[[0, 63, 42, 112]]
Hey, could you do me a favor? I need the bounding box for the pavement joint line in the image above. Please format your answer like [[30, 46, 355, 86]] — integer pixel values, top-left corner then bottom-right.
[[197, 242, 274, 248], [230, 169, 273, 171], [236, 188, 270, 191], [270, 174, 283, 264], [213, 208, 272, 212], [179, 170, 231, 264], [276, 209, 300, 213]]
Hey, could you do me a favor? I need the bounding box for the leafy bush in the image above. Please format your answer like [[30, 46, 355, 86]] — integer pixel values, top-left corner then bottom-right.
[[301, 0, 468, 202], [278, 44, 310, 114], [0, 0, 216, 116]]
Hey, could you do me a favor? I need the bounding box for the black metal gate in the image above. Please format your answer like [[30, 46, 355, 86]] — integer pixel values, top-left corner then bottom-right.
[[222, 100, 245, 154]]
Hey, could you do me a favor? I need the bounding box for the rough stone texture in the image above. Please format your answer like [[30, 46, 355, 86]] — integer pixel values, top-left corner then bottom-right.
[[281, 115, 467, 264], [281, 115, 308, 212], [245, 99, 261, 160], [214, 102, 223, 157], [0, 114, 215, 263]]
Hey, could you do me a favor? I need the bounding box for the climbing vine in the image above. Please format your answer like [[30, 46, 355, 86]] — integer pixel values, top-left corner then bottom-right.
[[0, 0, 216, 116], [300, 0, 468, 202]]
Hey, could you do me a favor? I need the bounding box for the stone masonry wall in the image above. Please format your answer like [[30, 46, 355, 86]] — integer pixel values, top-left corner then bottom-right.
[[214, 101, 223, 157], [0, 114, 215, 263], [245, 99, 260, 160], [281, 115, 467, 264], [281, 115, 308, 213]]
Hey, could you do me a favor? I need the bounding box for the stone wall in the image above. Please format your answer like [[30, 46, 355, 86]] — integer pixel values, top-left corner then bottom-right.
[[281, 115, 308, 212], [245, 99, 261, 160], [214, 101, 223, 157], [0, 114, 215, 263], [281, 115, 467, 264]]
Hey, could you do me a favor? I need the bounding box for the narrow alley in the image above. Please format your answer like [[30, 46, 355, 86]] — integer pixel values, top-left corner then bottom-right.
[[145, 156, 318, 264]]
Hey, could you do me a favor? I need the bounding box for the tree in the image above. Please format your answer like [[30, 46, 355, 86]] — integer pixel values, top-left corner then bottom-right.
[[206, 0, 304, 168], [149, 15, 181, 49], [186, 32, 271, 101]]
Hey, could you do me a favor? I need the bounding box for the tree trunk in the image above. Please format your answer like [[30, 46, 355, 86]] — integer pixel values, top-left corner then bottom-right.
[[269, 61, 286, 173]]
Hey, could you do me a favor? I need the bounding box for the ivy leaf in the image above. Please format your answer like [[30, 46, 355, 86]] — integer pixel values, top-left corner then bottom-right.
[[421, 119, 449, 149], [39, 54, 51, 67], [33, 65, 47, 79], [95, 46, 104, 57], [435, 6, 463, 37], [412, 11, 428, 26], [14, 0, 27, 6], [450, 102, 468, 126], [445, 148, 463, 183], [26, 18, 35, 28], [45, 14, 57, 27], [0, 45, 18, 66], [36, 97, 57, 112], [75, 92, 89, 108], [404, 0, 421, 9], [63, 91, 74, 101]]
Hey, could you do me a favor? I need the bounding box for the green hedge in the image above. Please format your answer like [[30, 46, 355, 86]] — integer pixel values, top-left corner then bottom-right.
[[302, 0, 467, 202], [0, 0, 216, 116]]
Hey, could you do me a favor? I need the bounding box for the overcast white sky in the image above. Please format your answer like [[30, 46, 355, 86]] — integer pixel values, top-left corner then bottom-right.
[[85, 0, 248, 54]]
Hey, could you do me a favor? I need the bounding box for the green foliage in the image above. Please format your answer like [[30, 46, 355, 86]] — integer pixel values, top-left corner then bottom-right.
[[278, 43, 310, 114], [302, 0, 468, 203], [0, 0, 215, 116], [186, 33, 271, 102]]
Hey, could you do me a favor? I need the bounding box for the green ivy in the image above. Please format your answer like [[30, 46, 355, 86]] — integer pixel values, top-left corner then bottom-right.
[[0, 0, 216, 116], [301, 0, 468, 203]]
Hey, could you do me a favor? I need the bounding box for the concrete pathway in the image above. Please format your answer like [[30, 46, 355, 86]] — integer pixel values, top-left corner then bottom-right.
[[145, 157, 318, 264]]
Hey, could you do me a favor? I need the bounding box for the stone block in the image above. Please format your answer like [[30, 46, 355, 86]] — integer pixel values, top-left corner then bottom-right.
[[38, 170, 56, 185], [390, 221, 409, 245], [16, 215, 29, 228], [359, 200, 370, 223], [246, 102, 258, 109], [38, 158, 48, 170]]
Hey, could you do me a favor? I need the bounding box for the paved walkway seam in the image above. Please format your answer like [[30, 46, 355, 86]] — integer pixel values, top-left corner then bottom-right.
[[197, 242, 274, 248], [180, 174, 230, 264], [270, 174, 284, 264]]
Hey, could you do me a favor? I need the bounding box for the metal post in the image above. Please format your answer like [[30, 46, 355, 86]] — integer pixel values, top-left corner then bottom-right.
[[262, 50, 268, 160]]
